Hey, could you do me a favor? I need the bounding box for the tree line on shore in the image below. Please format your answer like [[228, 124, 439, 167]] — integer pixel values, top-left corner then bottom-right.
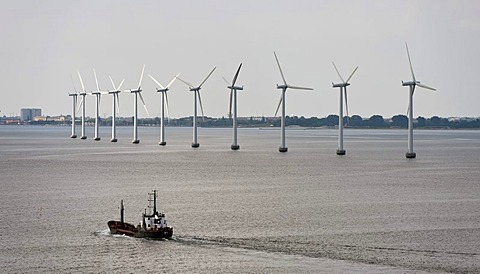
[[25, 114, 480, 129]]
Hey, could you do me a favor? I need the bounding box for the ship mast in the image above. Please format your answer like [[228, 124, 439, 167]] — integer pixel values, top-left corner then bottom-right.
[[153, 190, 157, 214], [120, 199, 124, 223], [148, 190, 157, 215]]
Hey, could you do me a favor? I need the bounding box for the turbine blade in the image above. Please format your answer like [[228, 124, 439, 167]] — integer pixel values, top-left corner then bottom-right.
[[417, 83, 436, 91], [222, 76, 229, 85], [93, 68, 100, 91], [197, 90, 205, 121], [117, 79, 125, 90], [77, 70, 85, 92], [344, 89, 349, 120], [198, 67, 216, 88], [138, 92, 149, 116], [76, 96, 84, 114], [228, 89, 233, 118], [176, 76, 194, 88], [70, 74, 78, 93], [332, 62, 345, 83], [165, 92, 170, 119], [288, 85, 313, 90], [232, 63, 243, 86], [345, 66, 359, 83], [274, 95, 283, 117], [148, 74, 165, 89], [116, 93, 120, 115], [109, 76, 117, 90], [166, 73, 180, 89], [406, 42, 416, 82], [274, 51, 287, 85], [138, 64, 145, 89]]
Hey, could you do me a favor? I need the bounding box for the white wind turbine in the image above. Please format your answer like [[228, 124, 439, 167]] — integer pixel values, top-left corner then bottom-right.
[[68, 74, 79, 138], [90, 69, 104, 141], [107, 76, 125, 142], [176, 67, 216, 148], [77, 70, 88, 140], [126, 65, 149, 144], [148, 73, 179, 146], [402, 43, 436, 158], [273, 52, 313, 153], [223, 63, 244, 150], [331, 62, 358, 155]]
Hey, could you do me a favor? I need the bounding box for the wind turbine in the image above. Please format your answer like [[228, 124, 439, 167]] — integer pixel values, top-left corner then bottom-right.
[[90, 69, 103, 141], [126, 65, 149, 144], [331, 62, 358, 155], [224, 63, 244, 150], [273, 52, 313, 153], [107, 76, 124, 142], [148, 73, 179, 146], [176, 67, 216, 148], [402, 43, 436, 158], [77, 70, 88, 140], [68, 74, 79, 138]]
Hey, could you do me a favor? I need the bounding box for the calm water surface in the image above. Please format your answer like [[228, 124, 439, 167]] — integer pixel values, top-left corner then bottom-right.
[[0, 125, 479, 273]]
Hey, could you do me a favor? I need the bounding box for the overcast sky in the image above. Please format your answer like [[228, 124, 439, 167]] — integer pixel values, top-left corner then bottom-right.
[[1, 0, 479, 118]]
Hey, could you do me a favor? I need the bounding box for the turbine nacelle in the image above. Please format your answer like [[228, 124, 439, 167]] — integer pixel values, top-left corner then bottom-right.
[[402, 80, 417, 87], [228, 85, 243, 91], [276, 84, 288, 90], [332, 82, 350, 88], [189, 87, 201, 92], [156, 88, 169, 93], [129, 88, 142, 93]]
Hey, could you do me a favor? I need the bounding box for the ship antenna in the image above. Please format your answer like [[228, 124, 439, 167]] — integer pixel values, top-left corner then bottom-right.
[[120, 199, 124, 224]]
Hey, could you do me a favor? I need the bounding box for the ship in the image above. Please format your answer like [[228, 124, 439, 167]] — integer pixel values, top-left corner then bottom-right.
[[107, 190, 173, 239]]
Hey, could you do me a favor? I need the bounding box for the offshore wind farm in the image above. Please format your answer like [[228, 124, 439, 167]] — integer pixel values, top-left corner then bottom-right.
[[1, 1, 480, 274]]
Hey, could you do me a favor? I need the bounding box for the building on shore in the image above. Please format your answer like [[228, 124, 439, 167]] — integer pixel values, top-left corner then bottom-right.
[[20, 108, 42, 122]]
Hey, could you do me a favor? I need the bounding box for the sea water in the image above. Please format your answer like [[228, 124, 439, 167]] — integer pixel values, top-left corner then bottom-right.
[[0, 125, 479, 273]]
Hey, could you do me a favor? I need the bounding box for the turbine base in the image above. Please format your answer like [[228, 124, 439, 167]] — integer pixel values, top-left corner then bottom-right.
[[279, 147, 288, 153], [159, 141, 167, 146], [80, 136, 87, 140], [336, 149, 346, 155], [231, 144, 240, 150], [70, 135, 77, 139], [132, 140, 140, 144], [406, 152, 416, 159], [94, 137, 101, 141], [110, 138, 118, 143], [191, 143, 200, 148]]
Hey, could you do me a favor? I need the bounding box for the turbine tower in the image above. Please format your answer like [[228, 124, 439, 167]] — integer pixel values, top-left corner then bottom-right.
[[176, 67, 216, 148], [331, 62, 358, 155], [91, 69, 103, 141], [224, 63, 244, 150], [107, 76, 124, 142], [149, 73, 179, 146], [68, 74, 79, 138], [127, 65, 149, 144], [273, 52, 313, 153], [77, 70, 88, 140], [402, 43, 436, 158]]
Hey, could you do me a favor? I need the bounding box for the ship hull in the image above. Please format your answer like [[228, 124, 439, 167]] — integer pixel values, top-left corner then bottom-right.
[[108, 220, 173, 239]]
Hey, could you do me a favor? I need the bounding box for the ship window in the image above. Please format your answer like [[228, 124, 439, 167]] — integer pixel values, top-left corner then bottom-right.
[[148, 224, 150, 227], [147, 217, 150, 220]]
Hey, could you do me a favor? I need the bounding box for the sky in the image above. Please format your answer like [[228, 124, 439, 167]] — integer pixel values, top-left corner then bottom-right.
[[1, 0, 479, 118]]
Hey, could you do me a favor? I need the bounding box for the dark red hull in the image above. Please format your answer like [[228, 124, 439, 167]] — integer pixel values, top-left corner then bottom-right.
[[108, 220, 173, 239]]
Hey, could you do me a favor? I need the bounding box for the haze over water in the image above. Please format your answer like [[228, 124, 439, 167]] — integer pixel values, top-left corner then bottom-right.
[[1, 126, 479, 273]]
